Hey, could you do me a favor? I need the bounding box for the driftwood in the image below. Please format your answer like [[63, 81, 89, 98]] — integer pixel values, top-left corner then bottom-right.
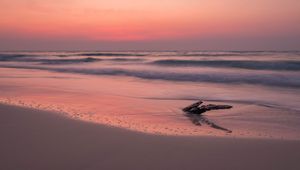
[[183, 101, 232, 115], [182, 100, 233, 133], [182, 101, 203, 112]]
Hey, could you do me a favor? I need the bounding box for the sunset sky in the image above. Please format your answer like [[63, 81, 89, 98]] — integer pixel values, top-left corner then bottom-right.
[[0, 0, 299, 51]]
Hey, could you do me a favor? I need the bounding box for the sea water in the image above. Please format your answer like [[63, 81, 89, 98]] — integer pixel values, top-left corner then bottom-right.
[[0, 51, 300, 139]]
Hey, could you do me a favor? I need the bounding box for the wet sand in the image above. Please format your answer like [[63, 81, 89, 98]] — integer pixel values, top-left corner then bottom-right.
[[1, 103, 300, 170], [1, 67, 300, 139]]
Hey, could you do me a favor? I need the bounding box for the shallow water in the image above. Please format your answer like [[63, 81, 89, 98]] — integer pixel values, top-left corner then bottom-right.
[[0, 51, 300, 140]]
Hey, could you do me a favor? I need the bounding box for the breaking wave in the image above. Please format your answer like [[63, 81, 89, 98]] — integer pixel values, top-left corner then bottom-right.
[[1, 65, 300, 88], [1, 51, 299, 88], [0, 54, 144, 64], [152, 59, 300, 71]]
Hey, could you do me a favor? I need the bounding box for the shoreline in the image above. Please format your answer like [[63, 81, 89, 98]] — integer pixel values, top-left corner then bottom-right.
[[1, 98, 300, 140], [1, 66, 300, 140], [1, 103, 300, 170]]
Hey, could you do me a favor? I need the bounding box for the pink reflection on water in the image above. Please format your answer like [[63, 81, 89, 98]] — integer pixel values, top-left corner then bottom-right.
[[1, 67, 300, 140]]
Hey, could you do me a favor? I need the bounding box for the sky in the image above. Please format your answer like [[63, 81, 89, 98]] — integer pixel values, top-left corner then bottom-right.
[[0, 0, 299, 51]]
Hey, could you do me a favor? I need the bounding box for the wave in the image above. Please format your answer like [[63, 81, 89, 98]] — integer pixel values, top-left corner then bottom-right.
[[40, 57, 143, 64], [2, 51, 300, 59], [152, 59, 300, 71], [76, 52, 146, 57], [1, 64, 300, 88], [0, 53, 144, 64], [74, 51, 270, 57], [40, 57, 100, 64], [105, 58, 145, 62], [0, 54, 100, 64], [0, 54, 31, 61], [178, 52, 267, 57]]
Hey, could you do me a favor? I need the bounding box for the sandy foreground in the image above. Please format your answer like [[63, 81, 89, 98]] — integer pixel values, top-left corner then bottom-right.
[[1, 104, 300, 170]]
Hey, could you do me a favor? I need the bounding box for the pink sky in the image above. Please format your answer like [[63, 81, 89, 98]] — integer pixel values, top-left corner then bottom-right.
[[0, 0, 299, 51]]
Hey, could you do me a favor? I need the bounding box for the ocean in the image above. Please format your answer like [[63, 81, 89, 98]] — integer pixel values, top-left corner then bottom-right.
[[0, 51, 300, 139]]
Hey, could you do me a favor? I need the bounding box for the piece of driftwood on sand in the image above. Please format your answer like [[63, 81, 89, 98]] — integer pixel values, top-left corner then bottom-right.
[[182, 100, 233, 133]]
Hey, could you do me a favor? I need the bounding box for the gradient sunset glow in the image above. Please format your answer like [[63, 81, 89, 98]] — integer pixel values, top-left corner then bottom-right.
[[0, 0, 299, 50]]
